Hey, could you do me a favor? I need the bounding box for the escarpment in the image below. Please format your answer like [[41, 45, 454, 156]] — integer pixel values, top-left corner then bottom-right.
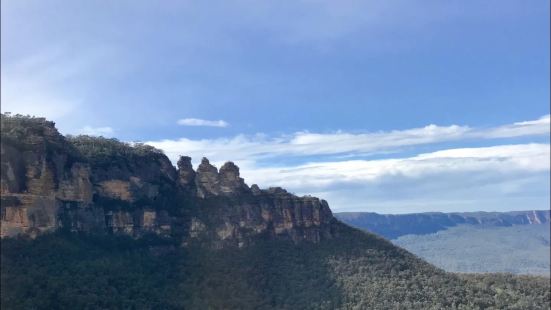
[[186, 160, 334, 247], [0, 114, 336, 246]]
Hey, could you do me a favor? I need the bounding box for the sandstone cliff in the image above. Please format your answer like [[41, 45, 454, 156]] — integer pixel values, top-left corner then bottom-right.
[[0, 114, 336, 246]]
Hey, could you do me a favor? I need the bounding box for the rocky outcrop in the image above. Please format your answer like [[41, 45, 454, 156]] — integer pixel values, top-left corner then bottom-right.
[[218, 161, 249, 194], [105, 209, 173, 236], [195, 158, 221, 197], [175, 156, 335, 247], [177, 156, 195, 189], [193, 158, 251, 198], [190, 187, 334, 248], [1, 114, 336, 246], [0, 116, 92, 237]]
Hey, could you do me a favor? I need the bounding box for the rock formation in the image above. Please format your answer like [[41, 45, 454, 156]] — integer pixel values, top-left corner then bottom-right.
[[0, 114, 336, 246], [177, 156, 195, 189], [218, 161, 249, 194], [195, 157, 222, 197]]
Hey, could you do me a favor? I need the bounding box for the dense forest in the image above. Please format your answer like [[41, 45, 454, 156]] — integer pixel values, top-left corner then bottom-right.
[[394, 223, 550, 275], [2, 225, 549, 309]]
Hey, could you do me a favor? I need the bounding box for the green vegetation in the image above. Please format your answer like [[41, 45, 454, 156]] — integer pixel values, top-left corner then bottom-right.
[[66, 135, 165, 167], [2, 224, 549, 309], [394, 223, 551, 275], [0, 113, 79, 158], [1, 113, 54, 130], [1, 113, 165, 167], [66, 135, 183, 215]]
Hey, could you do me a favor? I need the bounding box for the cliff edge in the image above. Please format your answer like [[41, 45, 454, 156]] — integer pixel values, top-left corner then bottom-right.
[[0, 114, 336, 247]]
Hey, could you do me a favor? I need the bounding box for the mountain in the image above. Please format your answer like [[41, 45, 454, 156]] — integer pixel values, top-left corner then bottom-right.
[[335, 210, 550, 239], [1, 114, 550, 309], [0, 114, 335, 246], [336, 211, 551, 275]]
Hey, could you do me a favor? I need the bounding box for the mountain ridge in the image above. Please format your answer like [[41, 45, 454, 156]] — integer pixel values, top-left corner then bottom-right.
[[0, 114, 335, 247], [335, 209, 550, 239]]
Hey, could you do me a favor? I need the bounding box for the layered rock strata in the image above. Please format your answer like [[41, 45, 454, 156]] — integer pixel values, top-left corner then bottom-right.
[[1, 115, 336, 246]]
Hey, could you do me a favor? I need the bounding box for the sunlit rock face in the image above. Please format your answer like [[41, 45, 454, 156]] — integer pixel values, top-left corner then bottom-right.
[[177, 156, 195, 189], [218, 161, 249, 194], [195, 157, 221, 197], [181, 157, 250, 197], [0, 117, 93, 237], [174, 156, 335, 246], [1, 114, 337, 246]]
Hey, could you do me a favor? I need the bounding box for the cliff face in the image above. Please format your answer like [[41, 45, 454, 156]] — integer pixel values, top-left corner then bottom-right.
[[0, 117, 93, 237], [182, 156, 334, 247], [0, 115, 335, 246]]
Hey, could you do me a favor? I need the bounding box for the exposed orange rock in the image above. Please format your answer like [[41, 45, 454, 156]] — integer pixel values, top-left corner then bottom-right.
[[1, 115, 337, 247]]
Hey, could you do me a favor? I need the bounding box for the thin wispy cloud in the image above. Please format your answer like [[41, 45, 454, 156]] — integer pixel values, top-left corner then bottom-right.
[[244, 143, 550, 190], [148, 116, 550, 213], [0, 46, 117, 125], [1, 49, 82, 119], [76, 126, 114, 137], [177, 118, 229, 128], [482, 115, 551, 138], [151, 115, 550, 166]]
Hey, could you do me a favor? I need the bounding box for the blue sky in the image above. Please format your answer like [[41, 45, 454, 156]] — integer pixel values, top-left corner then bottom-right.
[[2, 1, 549, 213]]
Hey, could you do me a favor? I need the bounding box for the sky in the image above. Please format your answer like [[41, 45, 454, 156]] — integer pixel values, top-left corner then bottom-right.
[[1, 0, 549, 213]]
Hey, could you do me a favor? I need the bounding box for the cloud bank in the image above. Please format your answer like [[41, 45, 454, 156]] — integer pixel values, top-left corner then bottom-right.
[[148, 115, 550, 213], [76, 126, 114, 137], [152, 115, 549, 165], [243, 143, 550, 213]]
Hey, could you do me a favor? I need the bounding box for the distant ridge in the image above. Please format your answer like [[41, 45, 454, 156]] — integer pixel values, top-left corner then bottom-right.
[[335, 210, 550, 239]]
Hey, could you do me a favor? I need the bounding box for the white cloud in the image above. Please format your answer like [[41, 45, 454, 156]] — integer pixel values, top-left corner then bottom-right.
[[479, 114, 550, 139], [76, 126, 114, 137], [150, 115, 549, 167], [242, 143, 550, 188], [147, 116, 550, 213], [240, 144, 550, 213], [177, 118, 229, 128]]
